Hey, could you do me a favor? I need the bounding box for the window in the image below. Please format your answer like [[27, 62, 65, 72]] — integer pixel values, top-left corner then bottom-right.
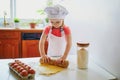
[[0, 0, 11, 18], [0, 0, 67, 26], [15, 0, 47, 19], [0, 0, 11, 26]]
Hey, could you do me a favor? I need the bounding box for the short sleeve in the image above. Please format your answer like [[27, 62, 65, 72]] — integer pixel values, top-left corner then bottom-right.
[[43, 26, 50, 35], [63, 26, 71, 35]]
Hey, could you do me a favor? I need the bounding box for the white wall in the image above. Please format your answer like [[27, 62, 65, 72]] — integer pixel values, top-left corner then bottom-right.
[[63, 0, 120, 79]]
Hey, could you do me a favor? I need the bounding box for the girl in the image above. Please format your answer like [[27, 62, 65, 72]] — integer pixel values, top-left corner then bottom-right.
[[39, 5, 72, 64]]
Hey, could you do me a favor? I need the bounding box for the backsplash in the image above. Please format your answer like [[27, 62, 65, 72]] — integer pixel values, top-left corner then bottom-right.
[[0, 18, 45, 28]]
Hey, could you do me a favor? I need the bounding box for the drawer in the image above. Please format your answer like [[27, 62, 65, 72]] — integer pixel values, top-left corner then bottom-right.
[[0, 31, 20, 39]]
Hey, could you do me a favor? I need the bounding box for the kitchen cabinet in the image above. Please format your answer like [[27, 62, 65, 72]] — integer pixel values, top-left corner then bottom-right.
[[22, 40, 40, 57], [0, 31, 21, 59], [0, 29, 47, 58], [21, 32, 48, 58], [22, 40, 48, 58]]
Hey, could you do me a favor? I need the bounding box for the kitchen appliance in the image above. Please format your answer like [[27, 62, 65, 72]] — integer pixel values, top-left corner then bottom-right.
[[22, 33, 42, 40]]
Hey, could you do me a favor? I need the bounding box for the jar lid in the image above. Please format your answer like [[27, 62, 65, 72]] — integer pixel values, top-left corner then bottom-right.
[[77, 42, 89, 47]]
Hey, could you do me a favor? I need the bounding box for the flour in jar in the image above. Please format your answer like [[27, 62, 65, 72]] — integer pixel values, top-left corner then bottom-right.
[[77, 48, 88, 69]]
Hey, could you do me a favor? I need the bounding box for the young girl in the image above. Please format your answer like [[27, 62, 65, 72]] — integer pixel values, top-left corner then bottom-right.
[[39, 5, 72, 64]]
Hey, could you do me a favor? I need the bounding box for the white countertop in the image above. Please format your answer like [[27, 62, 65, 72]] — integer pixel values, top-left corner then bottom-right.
[[0, 55, 116, 80], [0, 26, 44, 30]]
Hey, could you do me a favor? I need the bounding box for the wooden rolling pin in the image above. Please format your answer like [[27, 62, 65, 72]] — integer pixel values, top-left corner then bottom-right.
[[40, 58, 69, 68]]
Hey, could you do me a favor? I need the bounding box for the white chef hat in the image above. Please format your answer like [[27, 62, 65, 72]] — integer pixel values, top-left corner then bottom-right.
[[44, 5, 68, 19]]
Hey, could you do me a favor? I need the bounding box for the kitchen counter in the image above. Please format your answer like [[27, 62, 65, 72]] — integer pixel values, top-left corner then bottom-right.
[[0, 26, 44, 32], [0, 55, 116, 80]]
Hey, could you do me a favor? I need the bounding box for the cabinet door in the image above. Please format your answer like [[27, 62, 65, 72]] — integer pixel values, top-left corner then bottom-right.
[[22, 40, 40, 58], [0, 40, 20, 59], [22, 40, 48, 58]]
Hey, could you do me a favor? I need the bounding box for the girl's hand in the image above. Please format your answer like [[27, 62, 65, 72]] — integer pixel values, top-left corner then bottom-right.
[[41, 55, 50, 63], [56, 56, 66, 64]]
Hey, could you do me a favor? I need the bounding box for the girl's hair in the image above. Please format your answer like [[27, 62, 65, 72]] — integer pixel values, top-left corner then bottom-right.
[[50, 20, 64, 32], [50, 19, 64, 28], [61, 20, 64, 27]]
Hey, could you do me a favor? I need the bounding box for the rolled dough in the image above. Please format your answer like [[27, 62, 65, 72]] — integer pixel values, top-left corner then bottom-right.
[[39, 63, 65, 76]]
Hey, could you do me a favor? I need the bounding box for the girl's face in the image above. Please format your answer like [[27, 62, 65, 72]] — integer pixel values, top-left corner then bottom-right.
[[49, 19, 63, 28]]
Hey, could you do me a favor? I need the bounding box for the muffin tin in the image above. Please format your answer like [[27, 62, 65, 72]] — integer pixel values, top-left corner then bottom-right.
[[8, 60, 35, 80]]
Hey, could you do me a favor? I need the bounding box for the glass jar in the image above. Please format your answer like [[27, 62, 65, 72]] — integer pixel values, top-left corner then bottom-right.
[[77, 42, 89, 69]]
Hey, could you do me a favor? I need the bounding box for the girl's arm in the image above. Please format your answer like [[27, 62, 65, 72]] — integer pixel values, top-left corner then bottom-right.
[[62, 33, 72, 59], [39, 31, 50, 62], [39, 32, 46, 56]]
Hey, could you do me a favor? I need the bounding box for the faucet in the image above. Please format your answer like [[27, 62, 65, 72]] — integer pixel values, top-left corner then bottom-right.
[[3, 11, 9, 27]]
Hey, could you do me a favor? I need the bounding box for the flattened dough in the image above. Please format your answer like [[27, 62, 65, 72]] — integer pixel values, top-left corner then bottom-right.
[[39, 63, 65, 75]]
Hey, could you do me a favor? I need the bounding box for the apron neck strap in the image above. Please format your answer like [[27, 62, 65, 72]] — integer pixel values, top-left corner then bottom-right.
[[51, 26, 64, 32], [49, 26, 64, 36]]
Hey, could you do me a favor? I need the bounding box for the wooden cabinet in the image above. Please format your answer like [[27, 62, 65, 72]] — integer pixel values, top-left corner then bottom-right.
[[0, 29, 47, 58], [22, 40, 48, 58], [22, 40, 40, 57], [0, 31, 21, 59], [21, 32, 48, 58]]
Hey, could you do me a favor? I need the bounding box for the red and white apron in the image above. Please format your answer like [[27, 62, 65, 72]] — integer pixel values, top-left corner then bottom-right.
[[47, 28, 66, 57]]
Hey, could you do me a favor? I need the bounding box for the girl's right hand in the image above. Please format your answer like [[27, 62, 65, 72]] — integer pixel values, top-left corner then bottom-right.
[[41, 55, 50, 63]]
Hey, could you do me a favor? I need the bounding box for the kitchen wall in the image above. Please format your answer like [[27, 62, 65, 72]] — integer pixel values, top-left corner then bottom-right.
[[63, 0, 120, 79]]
